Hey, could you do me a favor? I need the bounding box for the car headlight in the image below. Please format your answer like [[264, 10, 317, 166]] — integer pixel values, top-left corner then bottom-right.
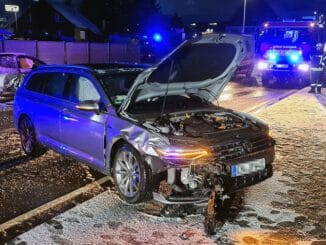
[[154, 147, 209, 160]]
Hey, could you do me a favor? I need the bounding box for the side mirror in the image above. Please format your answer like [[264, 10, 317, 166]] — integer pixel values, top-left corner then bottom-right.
[[76, 100, 100, 114]]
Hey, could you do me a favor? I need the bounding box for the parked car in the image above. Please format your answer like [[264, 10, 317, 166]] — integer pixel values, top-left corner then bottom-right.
[[0, 53, 45, 99], [14, 34, 275, 206]]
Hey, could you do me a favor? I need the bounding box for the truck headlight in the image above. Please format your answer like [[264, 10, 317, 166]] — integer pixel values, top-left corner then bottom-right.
[[257, 61, 268, 70], [298, 63, 310, 72]]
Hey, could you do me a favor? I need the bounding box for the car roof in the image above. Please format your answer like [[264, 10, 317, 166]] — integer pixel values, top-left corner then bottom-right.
[[0, 52, 29, 56], [33, 63, 148, 74]]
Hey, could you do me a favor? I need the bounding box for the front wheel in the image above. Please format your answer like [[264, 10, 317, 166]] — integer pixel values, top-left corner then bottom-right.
[[19, 116, 46, 158], [112, 144, 152, 204], [261, 73, 276, 88]]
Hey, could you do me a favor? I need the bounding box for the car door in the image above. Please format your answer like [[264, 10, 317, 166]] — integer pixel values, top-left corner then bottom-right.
[[25, 72, 69, 147], [60, 72, 108, 168]]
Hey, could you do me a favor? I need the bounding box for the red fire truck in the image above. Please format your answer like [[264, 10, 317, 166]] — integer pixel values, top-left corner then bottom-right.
[[257, 20, 318, 88]]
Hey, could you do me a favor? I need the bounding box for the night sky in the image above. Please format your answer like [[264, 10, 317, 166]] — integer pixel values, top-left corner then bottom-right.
[[160, 0, 326, 23], [1, 0, 325, 27]]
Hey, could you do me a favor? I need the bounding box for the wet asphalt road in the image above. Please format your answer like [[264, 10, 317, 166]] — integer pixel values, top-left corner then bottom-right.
[[0, 83, 295, 229]]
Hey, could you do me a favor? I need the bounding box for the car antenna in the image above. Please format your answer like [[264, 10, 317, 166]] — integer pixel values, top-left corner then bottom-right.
[[159, 59, 175, 119]]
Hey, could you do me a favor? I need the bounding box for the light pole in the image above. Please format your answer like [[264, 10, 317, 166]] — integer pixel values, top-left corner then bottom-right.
[[5, 4, 19, 33], [242, 0, 247, 33], [14, 9, 18, 32]]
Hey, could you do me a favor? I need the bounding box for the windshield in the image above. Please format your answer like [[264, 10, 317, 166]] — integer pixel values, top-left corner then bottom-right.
[[0, 55, 17, 69], [260, 28, 315, 44], [127, 93, 210, 115], [97, 71, 141, 107]]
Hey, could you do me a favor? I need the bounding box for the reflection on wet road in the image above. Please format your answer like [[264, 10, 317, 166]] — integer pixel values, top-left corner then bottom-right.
[[219, 82, 296, 112]]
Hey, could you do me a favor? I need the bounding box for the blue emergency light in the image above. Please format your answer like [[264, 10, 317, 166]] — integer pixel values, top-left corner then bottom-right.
[[288, 51, 302, 64], [153, 33, 163, 42], [266, 50, 278, 62]]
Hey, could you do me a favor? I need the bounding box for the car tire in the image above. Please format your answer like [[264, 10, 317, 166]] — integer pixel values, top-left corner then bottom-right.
[[19, 116, 46, 158], [295, 77, 309, 89], [261, 74, 273, 88], [112, 144, 152, 204]]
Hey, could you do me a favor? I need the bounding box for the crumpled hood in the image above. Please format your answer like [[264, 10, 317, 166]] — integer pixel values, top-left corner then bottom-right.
[[121, 33, 249, 111]]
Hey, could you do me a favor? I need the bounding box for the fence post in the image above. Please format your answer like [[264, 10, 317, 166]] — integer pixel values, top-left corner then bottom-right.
[[1, 40, 4, 52], [64, 41, 67, 64], [36, 40, 39, 59], [87, 42, 90, 64], [108, 42, 111, 64]]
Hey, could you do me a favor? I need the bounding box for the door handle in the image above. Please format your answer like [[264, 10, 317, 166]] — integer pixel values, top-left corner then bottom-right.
[[62, 108, 70, 114], [62, 108, 77, 122]]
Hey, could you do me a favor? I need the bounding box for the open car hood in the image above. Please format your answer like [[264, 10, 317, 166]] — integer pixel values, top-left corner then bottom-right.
[[121, 34, 249, 112]]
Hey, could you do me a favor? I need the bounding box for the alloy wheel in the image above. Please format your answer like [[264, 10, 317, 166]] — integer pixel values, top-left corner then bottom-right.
[[20, 118, 34, 154], [114, 150, 141, 198]]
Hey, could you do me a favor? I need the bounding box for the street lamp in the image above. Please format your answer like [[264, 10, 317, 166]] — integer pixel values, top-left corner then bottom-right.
[[5, 4, 19, 33], [242, 0, 247, 33]]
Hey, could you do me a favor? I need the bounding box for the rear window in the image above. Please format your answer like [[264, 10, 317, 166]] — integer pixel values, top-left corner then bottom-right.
[[25, 73, 47, 93], [0, 55, 17, 69], [25, 72, 69, 99]]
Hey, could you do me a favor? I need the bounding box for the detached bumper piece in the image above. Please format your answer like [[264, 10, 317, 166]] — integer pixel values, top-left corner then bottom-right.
[[153, 192, 209, 205]]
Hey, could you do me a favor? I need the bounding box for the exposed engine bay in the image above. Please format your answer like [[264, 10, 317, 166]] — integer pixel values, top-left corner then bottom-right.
[[146, 110, 258, 138], [144, 110, 274, 209]]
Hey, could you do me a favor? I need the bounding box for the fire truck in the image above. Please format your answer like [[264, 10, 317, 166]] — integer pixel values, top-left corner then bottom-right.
[[257, 20, 318, 88]]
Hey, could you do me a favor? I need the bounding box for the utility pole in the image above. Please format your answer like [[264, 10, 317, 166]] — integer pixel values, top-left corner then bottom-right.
[[242, 0, 247, 33], [5, 4, 19, 33]]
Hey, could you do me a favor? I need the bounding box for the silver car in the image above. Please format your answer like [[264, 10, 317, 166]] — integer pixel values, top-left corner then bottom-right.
[[0, 53, 45, 99], [14, 34, 275, 205]]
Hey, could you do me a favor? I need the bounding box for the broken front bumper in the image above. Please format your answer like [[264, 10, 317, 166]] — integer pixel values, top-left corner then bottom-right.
[[152, 146, 274, 205]]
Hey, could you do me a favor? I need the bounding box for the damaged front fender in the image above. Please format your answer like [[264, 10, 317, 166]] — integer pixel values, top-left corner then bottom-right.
[[105, 113, 171, 174]]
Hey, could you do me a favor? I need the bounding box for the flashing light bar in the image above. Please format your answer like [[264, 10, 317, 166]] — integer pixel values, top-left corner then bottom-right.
[[263, 21, 316, 29]]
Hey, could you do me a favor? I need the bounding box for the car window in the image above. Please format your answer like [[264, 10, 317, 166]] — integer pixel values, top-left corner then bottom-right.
[[25, 73, 47, 93], [69, 75, 100, 103], [98, 72, 140, 107], [43, 72, 69, 99], [0, 55, 17, 69]]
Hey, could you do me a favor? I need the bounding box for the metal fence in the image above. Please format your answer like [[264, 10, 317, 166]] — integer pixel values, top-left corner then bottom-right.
[[0, 40, 140, 64]]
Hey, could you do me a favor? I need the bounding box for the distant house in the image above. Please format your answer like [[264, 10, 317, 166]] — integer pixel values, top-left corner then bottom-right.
[[0, 29, 13, 40], [13, 0, 102, 41]]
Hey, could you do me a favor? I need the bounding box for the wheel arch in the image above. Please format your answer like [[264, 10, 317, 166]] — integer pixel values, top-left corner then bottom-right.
[[108, 138, 154, 176], [17, 113, 30, 128], [108, 138, 129, 174]]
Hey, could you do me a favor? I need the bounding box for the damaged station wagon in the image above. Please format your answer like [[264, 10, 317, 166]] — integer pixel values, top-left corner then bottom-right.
[[14, 34, 275, 207]]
